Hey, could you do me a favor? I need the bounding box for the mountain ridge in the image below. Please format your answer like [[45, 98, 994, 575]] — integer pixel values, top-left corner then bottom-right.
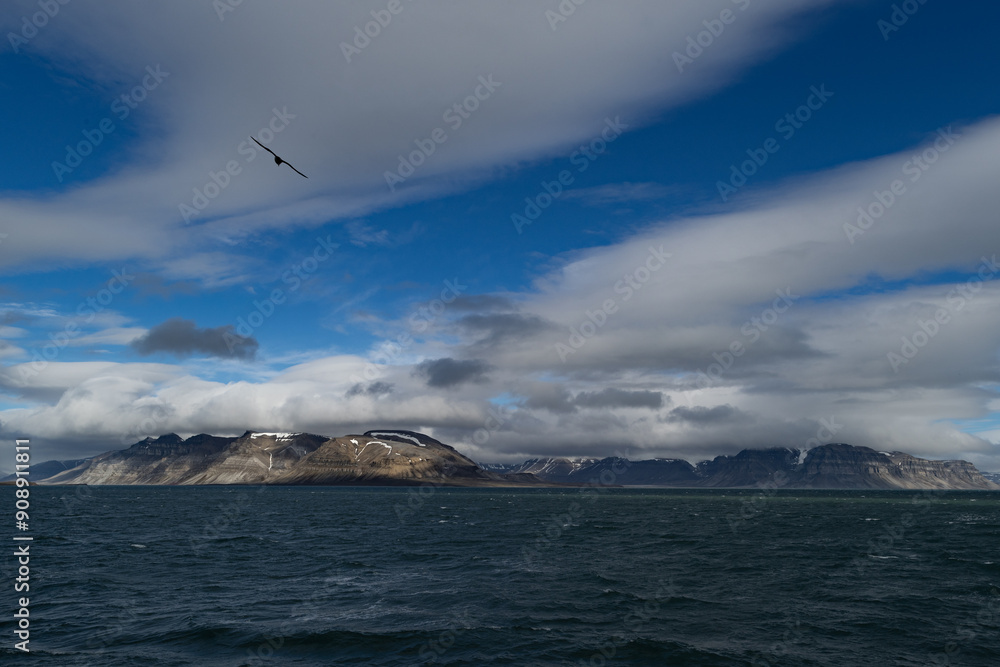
[[482, 443, 999, 490], [39, 430, 547, 487], [20, 432, 1000, 490]]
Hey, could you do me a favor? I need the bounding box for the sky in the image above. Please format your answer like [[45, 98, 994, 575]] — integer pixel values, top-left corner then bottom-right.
[[1, 0, 999, 472]]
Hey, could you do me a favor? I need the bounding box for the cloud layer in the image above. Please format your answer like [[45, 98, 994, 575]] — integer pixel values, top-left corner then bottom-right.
[[0, 0, 841, 272], [3, 117, 1000, 470], [131, 318, 258, 359], [2, 1, 999, 474]]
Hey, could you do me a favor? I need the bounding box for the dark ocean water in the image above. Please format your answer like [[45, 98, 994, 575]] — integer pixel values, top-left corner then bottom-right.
[[2, 487, 999, 666]]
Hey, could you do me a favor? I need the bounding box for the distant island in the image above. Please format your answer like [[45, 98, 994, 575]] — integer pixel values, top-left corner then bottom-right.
[[12, 430, 998, 490], [485, 445, 999, 490]]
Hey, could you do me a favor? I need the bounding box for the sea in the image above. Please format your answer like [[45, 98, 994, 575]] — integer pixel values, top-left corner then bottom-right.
[[2, 486, 999, 666]]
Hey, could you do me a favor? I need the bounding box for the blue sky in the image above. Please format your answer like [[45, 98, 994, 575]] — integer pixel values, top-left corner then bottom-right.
[[2, 0, 1000, 471]]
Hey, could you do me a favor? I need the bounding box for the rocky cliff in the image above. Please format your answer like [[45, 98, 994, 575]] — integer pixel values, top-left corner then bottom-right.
[[490, 444, 999, 490], [793, 445, 999, 490]]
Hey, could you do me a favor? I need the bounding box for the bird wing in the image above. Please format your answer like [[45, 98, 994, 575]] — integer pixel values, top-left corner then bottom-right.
[[251, 136, 277, 157], [284, 162, 308, 179]]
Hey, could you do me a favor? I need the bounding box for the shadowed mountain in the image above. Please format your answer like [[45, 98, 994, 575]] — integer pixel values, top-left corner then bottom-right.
[[0, 458, 91, 483], [488, 444, 999, 490], [488, 457, 699, 486], [695, 448, 801, 487]]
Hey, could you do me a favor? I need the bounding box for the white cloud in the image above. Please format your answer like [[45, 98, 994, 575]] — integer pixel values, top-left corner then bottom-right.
[[6, 116, 1000, 466], [4, 1, 1000, 474], [0, 0, 848, 279], [66, 326, 147, 347]]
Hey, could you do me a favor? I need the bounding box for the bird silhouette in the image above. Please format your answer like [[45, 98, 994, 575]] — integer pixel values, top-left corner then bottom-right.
[[251, 136, 308, 178]]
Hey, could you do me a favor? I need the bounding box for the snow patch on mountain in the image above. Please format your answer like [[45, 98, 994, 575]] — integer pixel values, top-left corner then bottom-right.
[[368, 431, 425, 447]]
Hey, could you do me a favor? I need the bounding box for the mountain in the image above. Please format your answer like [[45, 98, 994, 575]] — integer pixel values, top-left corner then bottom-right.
[[983, 472, 1000, 485], [488, 444, 999, 490], [42, 430, 547, 487], [31, 432, 1000, 490], [0, 458, 91, 483], [696, 448, 799, 487], [491, 457, 699, 485], [791, 444, 997, 489]]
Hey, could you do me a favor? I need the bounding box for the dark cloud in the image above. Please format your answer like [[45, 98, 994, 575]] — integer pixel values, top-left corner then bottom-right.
[[574, 388, 665, 410], [0, 310, 31, 326], [558, 325, 825, 377], [460, 313, 555, 347], [522, 385, 576, 414], [668, 405, 745, 424], [346, 381, 394, 397], [519, 387, 665, 413], [131, 318, 257, 360], [414, 358, 492, 388]]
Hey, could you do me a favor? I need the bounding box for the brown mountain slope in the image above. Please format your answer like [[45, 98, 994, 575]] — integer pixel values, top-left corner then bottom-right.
[[42, 430, 542, 487]]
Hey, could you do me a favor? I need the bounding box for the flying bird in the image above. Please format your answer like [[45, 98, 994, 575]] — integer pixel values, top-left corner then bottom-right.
[[251, 136, 308, 178]]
